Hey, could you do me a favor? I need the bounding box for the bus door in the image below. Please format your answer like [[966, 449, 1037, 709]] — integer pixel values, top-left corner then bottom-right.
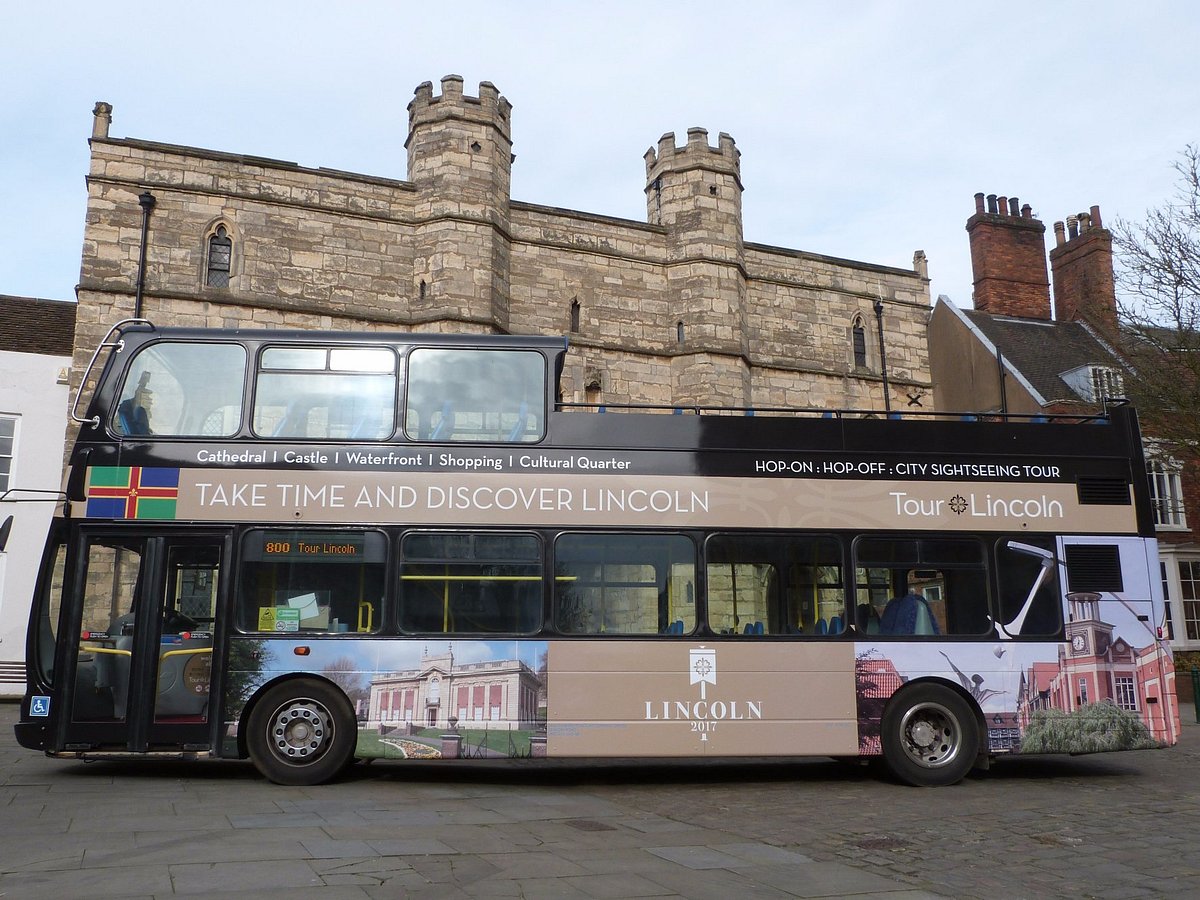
[[61, 531, 226, 752]]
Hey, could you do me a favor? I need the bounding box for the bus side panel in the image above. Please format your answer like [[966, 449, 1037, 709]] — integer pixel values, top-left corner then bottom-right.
[[222, 638, 861, 760], [547, 641, 858, 757]]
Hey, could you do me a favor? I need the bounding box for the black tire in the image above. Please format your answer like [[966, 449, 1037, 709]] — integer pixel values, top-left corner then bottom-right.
[[246, 679, 356, 786], [880, 683, 978, 787]]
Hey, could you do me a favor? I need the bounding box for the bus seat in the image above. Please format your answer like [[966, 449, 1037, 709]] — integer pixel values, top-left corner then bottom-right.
[[507, 401, 530, 441], [829, 615, 843, 634], [856, 604, 881, 634], [816, 619, 828, 635], [430, 401, 455, 440], [117, 399, 150, 435], [350, 412, 386, 440], [753, 621, 764, 635], [272, 399, 308, 438], [913, 600, 936, 635], [880, 593, 940, 636], [743, 622, 754, 634]]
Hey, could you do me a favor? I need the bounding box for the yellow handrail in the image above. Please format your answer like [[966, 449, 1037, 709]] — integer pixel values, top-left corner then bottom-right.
[[80, 643, 131, 657], [160, 647, 213, 660], [400, 574, 542, 581]]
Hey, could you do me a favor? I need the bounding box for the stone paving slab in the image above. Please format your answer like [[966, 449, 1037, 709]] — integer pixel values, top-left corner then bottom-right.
[[0, 701, 1196, 898]]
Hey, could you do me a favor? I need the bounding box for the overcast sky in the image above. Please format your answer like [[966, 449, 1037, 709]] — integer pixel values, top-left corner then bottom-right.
[[4, 2, 1198, 313]]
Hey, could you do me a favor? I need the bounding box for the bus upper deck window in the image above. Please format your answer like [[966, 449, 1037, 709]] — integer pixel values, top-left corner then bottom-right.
[[114, 343, 247, 438], [253, 346, 398, 441], [405, 348, 545, 443]]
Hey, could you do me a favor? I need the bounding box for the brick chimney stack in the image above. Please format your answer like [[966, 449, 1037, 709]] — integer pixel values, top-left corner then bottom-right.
[[1050, 205, 1118, 338], [966, 192, 1051, 319]]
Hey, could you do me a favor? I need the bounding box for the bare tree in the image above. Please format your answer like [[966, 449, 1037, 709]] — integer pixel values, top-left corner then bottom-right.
[[1113, 145, 1200, 462], [321, 656, 366, 703]]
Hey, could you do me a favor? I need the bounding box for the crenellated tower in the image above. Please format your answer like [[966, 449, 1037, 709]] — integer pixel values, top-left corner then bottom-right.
[[645, 129, 750, 404], [406, 75, 513, 331]]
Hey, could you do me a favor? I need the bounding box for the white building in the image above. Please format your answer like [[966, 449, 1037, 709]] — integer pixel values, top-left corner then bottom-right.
[[0, 296, 75, 697]]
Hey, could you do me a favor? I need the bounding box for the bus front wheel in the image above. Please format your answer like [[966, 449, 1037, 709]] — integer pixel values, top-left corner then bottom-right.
[[881, 683, 978, 787], [247, 679, 356, 785]]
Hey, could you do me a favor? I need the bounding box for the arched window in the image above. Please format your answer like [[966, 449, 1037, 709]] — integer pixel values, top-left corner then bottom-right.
[[570, 298, 581, 333], [852, 316, 868, 369], [676, 321, 685, 344], [206, 225, 232, 288]]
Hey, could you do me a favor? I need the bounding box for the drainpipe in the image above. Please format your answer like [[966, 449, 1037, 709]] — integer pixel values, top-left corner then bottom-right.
[[133, 191, 156, 319], [873, 298, 891, 414], [997, 348, 1008, 419]]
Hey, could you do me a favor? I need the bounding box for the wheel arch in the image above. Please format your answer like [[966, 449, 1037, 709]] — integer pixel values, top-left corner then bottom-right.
[[235, 672, 353, 760], [884, 675, 988, 766]]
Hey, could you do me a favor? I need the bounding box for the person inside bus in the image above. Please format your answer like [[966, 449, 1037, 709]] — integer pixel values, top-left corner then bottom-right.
[[856, 603, 882, 634], [879, 588, 940, 635], [117, 372, 154, 435]]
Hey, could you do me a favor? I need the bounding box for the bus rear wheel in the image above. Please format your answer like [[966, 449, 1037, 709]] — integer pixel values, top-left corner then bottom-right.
[[881, 683, 978, 787], [247, 680, 356, 785]]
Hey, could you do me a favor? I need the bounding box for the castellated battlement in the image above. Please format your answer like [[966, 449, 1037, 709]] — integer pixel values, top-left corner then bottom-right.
[[644, 128, 741, 180], [407, 75, 512, 142]]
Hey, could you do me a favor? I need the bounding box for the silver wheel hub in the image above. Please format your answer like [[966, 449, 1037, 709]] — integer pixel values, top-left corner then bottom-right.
[[269, 700, 331, 762], [900, 701, 960, 769]]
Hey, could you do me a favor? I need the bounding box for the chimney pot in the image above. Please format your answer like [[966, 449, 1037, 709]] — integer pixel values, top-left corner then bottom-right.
[[1054, 221, 1067, 247], [1090, 205, 1103, 228], [974, 192, 986, 214], [987, 194, 998, 214], [1067, 215, 1079, 239], [1009, 197, 1020, 217], [998, 196, 1009, 217], [1021, 204, 1033, 219]]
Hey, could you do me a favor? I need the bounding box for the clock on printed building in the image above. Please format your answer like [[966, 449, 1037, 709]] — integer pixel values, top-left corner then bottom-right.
[[1071, 633, 1088, 654]]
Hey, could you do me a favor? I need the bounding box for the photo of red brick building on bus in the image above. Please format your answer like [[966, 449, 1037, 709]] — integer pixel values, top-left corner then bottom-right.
[[1017, 592, 1179, 747]]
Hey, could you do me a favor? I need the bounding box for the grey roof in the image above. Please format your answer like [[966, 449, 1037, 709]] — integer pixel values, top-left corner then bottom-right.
[[961, 309, 1119, 404], [0, 295, 76, 356]]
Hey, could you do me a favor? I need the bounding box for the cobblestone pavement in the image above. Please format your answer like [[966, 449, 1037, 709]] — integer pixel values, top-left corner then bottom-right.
[[0, 702, 1196, 899]]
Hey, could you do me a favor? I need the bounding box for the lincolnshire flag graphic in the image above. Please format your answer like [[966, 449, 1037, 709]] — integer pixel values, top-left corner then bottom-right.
[[86, 467, 180, 519]]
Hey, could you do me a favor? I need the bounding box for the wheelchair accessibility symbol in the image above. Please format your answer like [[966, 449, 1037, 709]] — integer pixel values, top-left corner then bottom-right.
[[30, 696, 50, 717]]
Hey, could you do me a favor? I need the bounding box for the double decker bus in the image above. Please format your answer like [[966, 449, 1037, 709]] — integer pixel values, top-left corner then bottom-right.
[[16, 320, 1180, 785]]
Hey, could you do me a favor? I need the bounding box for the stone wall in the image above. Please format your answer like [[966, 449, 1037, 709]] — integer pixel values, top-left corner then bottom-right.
[[73, 79, 933, 419]]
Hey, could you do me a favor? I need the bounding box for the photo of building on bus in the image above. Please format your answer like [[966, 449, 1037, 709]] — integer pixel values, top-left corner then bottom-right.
[[222, 640, 547, 761], [14, 322, 1183, 787]]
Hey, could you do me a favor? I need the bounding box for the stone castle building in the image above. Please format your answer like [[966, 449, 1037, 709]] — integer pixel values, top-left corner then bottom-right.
[[75, 75, 932, 411]]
